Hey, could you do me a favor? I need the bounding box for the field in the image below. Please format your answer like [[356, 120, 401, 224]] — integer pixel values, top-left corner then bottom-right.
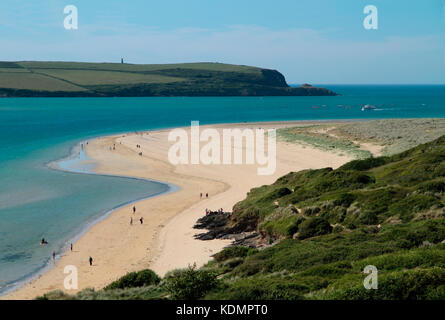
[[16, 61, 263, 74], [0, 72, 87, 92], [33, 69, 185, 86]]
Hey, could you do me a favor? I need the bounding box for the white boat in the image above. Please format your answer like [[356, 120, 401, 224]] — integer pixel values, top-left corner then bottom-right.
[[361, 104, 376, 111]]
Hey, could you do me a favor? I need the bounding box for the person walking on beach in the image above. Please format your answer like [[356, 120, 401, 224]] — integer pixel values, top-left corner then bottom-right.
[[70, 243, 73, 252], [130, 217, 133, 225], [140, 217, 144, 225], [200, 192, 202, 199], [206, 193, 209, 198], [133, 206, 136, 214], [89, 256, 93, 266], [52, 251, 56, 262]]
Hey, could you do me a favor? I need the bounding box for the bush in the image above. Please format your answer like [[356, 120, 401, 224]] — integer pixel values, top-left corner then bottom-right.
[[322, 267, 445, 300], [332, 225, 344, 233], [264, 187, 292, 200], [359, 211, 378, 225], [104, 269, 161, 290], [333, 193, 356, 207], [76, 286, 167, 300], [164, 265, 219, 300], [35, 290, 73, 300], [313, 171, 375, 193], [389, 194, 441, 222], [261, 211, 305, 238], [418, 180, 445, 193], [340, 156, 389, 171], [205, 276, 306, 300], [213, 246, 258, 262], [298, 217, 332, 239]]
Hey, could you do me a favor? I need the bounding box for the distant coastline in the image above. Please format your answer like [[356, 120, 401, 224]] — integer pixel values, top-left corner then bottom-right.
[[0, 61, 337, 97]]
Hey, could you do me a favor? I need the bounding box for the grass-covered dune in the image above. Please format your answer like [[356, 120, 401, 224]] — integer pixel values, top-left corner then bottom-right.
[[40, 135, 445, 300], [277, 119, 445, 158], [0, 61, 336, 97]]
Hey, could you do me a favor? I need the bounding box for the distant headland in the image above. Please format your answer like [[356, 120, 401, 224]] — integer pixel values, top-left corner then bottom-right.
[[0, 61, 337, 97]]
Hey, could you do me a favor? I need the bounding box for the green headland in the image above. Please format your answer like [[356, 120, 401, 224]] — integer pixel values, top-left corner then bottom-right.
[[0, 61, 336, 97]]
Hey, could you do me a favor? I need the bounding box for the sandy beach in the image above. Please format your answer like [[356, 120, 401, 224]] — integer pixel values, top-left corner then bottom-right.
[[4, 121, 360, 300]]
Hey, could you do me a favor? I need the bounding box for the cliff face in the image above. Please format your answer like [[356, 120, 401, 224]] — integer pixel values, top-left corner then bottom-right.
[[259, 69, 288, 87], [0, 61, 337, 97]]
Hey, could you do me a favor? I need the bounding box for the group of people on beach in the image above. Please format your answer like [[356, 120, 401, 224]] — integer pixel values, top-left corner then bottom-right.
[[41, 237, 58, 264], [135, 144, 143, 156], [200, 192, 209, 199], [80, 141, 88, 150], [41, 237, 94, 267], [130, 206, 144, 225], [205, 208, 224, 216], [40, 139, 157, 271]]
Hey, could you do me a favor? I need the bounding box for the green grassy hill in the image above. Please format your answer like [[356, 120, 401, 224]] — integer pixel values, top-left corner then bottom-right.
[[40, 134, 445, 300], [0, 61, 336, 97]]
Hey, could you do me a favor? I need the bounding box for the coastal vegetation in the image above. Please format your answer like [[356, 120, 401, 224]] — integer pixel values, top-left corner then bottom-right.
[[39, 133, 445, 300], [278, 119, 445, 158], [0, 61, 336, 97]]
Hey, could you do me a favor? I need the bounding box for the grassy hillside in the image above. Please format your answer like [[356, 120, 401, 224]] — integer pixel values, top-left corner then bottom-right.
[[39, 134, 445, 300], [0, 61, 336, 97]]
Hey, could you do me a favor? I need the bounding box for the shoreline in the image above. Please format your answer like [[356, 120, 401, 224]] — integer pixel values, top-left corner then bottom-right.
[[2, 120, 361, 300], [0, 140, 177, 297]]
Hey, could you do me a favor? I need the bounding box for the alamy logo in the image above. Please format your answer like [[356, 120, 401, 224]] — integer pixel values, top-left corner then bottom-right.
[[64, 265, 78, 290], [363, 5, 378, 30], [64, 5, 78, 30], [168, 121, 276, 175], [363, 265, 378, 290]]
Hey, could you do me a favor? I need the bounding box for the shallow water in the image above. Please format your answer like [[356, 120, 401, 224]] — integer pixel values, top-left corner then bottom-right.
[[0, 85, 444, 295]]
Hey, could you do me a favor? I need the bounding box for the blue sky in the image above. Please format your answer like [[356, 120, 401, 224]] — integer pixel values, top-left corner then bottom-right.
[[0, 0, 444, 84]]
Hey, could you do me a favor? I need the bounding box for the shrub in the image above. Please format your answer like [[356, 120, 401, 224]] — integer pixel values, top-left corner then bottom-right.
[[76, 286, 167, 300], [322, 267, 445, 300], [298, 217, 332, 239], [164, 265, 219, 300], [359, 211, 378, 225], [104, 269, 161, 290], [258, 187, 292, 203], [204, 276, 306, 300], [213, 246, 258, 262], [35, 290, 72, 300], [333, 193, 356, 207], [261, 214, 305, 238], [313, 171, 375, 193], [340, 156, 389, 171], [332, 225, 344, 233], [418, 180, 445, 193], [389, 194, 441, 222]]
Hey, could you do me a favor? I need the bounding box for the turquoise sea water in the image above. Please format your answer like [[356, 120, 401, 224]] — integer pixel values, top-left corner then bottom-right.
[[0, 85, 444, 295]]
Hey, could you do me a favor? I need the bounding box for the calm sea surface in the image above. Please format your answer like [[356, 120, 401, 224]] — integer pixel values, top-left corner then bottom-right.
[[0, 85, 444, 294]]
